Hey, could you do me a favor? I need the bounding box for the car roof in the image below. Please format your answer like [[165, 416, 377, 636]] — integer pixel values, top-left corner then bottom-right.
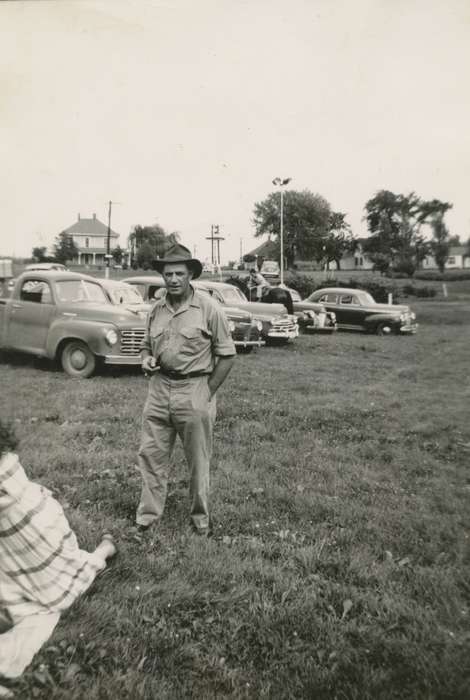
[[17, 270, 99, 282], [195, 280, 241, 291], [122, 275, 164, 284], [25, 263, 68, 270], [95, 278, 137, 290], [314, 287, 367, 295]]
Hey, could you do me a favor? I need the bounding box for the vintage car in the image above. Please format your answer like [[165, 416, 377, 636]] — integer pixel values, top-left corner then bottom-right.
[[307, 287, 418, 335], [194, 280, 299, 345], [260, 260, 281, 279], [0, 271, 148, 377], [122, 275, 264, 352]]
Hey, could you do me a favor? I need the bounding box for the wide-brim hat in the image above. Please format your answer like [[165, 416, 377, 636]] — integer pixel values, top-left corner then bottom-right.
[[153, 244, 203, 279]]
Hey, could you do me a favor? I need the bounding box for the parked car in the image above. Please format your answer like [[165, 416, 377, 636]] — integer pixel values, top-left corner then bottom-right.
[[194, 280, 299, 344], [122, 275, 265, 352], [307, 287, 418, 335], [260, 260, 281, 279], [0, 271, 148, 377], [277, 284, 337, 333]]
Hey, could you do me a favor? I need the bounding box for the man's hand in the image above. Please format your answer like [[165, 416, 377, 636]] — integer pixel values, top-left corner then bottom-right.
[[142, 356, 158, 375]]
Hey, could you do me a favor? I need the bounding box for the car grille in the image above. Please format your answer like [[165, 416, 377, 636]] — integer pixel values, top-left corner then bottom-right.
[[271, 316, 298, 332], [120, 328, 145, 355]]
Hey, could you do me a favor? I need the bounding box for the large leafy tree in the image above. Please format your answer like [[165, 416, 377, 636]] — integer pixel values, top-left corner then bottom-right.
[[363, 190, 452, 275], [128, 223, 179, 268], [321, 212, 356, 270], [253, 189, 350, 269], [53, 232, 79, 265], [32, 246, 48, 262]]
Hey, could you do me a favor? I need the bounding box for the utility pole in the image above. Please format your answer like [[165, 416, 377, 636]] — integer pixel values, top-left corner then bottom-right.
[[105, 200, 112, 279], [206, 224, 225, 266]]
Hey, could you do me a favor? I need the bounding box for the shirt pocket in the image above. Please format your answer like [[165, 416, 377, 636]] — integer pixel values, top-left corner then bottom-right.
[[178, 326, 212, 356], [150, 327, 166, 358]]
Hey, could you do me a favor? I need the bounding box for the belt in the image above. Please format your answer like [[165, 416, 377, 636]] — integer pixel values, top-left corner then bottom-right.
[[158, 368, 210, 380]]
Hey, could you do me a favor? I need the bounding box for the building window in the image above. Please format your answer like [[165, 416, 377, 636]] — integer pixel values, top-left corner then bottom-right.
[[447, 257, 455, 265], [86, 238, 89, 248]]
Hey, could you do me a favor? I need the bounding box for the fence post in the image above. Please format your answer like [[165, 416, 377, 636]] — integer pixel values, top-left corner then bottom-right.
[[387, 293, 393, 305], [442, 283, 448, 299]]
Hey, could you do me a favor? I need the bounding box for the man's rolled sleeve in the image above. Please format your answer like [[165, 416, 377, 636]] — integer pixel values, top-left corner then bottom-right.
[[210, 307, 236, 357]]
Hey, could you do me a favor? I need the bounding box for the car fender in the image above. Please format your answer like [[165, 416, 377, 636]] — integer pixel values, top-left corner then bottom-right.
[[363, 312, 401, 329], [46, 317, 118, 360]]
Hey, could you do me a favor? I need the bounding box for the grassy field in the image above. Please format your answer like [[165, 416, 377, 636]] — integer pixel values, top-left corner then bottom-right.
[[1, 301, 470, 699]]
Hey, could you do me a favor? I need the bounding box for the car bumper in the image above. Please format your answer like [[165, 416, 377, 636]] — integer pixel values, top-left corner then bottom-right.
[[103, 354, 142, 366], [267, 328, 299, 339], [399, 323, 419, 334], [235, 339, 265, 348]]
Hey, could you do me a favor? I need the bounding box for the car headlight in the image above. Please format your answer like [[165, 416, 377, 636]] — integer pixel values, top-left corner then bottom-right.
[[255, 320, 263, 332], [104, 329, 118, 346], [329, 312, 336, 321], [228, 320, 236, 333]]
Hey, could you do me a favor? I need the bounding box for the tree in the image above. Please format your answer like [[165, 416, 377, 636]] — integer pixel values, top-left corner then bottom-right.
[[321, 212, 356, 270], [128, 223, 180, 266], [363, 190, 452, 275], [429, 213, 450, 273], [253, 189, 333, 268], [53, 232, 79, 265], [32, 246, 47, 262], [112, 245, 124, 265]]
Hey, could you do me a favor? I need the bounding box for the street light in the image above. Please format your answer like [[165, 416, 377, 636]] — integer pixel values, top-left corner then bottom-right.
[[272, 177, 291, 284]]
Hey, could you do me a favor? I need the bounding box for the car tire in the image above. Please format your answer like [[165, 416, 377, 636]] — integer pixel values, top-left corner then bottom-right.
[[376, 322, 393, 336], [61, 340, 97, 378]]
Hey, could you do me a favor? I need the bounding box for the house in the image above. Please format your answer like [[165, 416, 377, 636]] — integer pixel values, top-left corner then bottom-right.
[[340, 240, 374, 271], [62, 213, 121, 266], [422, 245, 470, 270]]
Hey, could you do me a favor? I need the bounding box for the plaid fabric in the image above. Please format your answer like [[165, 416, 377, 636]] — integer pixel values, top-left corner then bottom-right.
[[0, 453, 105, 624]]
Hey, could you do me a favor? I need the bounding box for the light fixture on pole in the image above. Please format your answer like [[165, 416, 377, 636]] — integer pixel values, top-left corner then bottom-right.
[[272, 177, 291, 284]]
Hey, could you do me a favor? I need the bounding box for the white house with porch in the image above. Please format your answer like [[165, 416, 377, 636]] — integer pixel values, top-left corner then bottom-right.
[[63, 213, 121, 266]]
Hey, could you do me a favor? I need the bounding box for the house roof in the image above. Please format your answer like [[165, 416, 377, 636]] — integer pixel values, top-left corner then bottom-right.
[[449, 245, 469, 256], [246, 239, 278, 258], [63, 214, 119, 238]]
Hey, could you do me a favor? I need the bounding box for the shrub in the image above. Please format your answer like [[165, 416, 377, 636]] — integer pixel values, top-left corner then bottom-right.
[[402, 284, 437, 298], [283, 272, 317, 299], [414, 269, 470, 281]]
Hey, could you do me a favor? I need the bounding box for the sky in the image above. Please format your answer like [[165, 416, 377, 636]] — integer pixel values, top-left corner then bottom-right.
[[1, 0, 469, 263]]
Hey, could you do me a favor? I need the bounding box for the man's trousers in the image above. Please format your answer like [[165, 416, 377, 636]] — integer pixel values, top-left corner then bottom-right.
[[136, 373, 216, 531]]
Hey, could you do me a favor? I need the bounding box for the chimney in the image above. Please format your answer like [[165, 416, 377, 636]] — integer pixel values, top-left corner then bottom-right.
[[93, 213, 96, 220], [78, 213, 80, 221]]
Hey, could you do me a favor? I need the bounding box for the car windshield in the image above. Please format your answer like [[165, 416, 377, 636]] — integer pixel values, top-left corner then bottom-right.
[[109, 286, 144, 305], [56, 280, 108, 303], [219, 287, 247, 304]]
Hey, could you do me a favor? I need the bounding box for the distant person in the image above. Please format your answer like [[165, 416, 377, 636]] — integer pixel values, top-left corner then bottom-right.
[[0, 419, 117, 681], [136, 244, 236, 536], [247, 267, 269, 301]]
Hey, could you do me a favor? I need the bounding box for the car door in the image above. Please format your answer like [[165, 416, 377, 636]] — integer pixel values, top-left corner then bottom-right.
[[336, 293, 365, 330], [7, 279, 57, 353], [316, 292, 340, 320]]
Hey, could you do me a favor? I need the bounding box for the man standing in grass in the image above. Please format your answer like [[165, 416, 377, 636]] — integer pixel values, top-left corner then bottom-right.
[[136, 244, 236, 536]]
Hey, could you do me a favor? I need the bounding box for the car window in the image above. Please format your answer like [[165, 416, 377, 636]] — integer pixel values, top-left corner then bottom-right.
[[56, 280, 108, 303], [318, 293, 337, 303], [149, 284, 164, 299], [339, 294, 358, 305], [220, 287, 247, 304], [127, 282, 146, 298], [110, 286, 143, 304], [20, 280, 52, 304]]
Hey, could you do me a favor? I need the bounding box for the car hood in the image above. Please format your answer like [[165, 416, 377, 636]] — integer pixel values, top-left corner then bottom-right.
[[58, 302, 147, 326], [229, 300, 288, 318], [224, 305, 252, 321], [294, 301, 327, 313]]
